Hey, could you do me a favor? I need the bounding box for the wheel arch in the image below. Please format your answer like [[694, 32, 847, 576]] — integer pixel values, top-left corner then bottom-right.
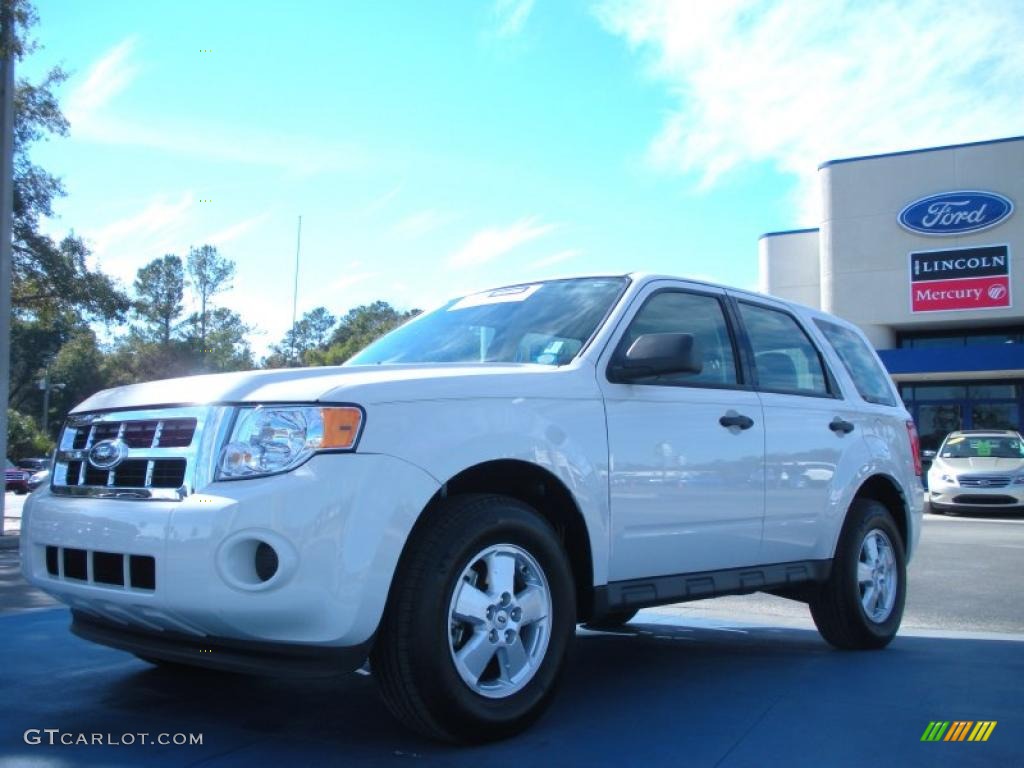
[[400, 459, 596, 622], [850, 473, 909, 551]]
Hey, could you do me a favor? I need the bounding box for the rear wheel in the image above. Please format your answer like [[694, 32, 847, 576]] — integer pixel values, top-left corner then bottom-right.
[[810, 498, 906, 649], [371, 494, 575, 743]]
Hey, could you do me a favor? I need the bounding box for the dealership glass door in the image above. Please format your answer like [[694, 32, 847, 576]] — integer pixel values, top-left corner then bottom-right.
[[901, 382, 1022, 452]]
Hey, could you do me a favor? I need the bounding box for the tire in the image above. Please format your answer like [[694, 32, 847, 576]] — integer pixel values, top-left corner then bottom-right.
[[583, 608, 639, 630], [371, 494, 575, 743], [810, 498, 906, 650]]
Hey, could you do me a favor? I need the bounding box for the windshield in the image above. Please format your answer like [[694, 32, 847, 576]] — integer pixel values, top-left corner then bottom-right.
[[346, 278, 628, 366], [939, 435, 1024, 459]]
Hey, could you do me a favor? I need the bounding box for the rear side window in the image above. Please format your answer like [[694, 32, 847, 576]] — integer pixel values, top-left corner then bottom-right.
[[738, 302, 829, 395], [618, 291, 738, 386], [814, 319, 897, 406]]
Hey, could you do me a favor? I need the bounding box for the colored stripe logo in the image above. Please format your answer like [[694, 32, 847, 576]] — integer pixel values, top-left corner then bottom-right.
[[921, 721, 997, 742]]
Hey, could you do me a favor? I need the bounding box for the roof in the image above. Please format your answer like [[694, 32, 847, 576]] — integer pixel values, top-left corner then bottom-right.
[[819, 135, 1024, 170], [758, 228, 820, 240], [947, 429, 1021, 437]]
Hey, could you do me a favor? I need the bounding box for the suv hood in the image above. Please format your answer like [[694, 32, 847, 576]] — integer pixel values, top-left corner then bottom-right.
[[72, 363, 585, 414]]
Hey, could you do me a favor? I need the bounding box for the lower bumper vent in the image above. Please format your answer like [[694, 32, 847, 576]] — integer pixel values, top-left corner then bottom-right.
[[46, 546, 156, 591]]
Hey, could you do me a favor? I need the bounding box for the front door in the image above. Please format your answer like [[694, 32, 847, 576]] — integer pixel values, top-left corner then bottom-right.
[[599, 282, 765, 581]]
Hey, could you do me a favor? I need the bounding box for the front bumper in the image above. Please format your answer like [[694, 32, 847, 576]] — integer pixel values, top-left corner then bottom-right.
[[21, 452, 439, 661], [71, 610, 373, 676], [928, 482, 1024, 512]]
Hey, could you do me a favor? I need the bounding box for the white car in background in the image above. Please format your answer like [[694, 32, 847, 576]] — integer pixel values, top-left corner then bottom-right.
[[22, 274, 923, 743], [927, 430, 1024, 514]]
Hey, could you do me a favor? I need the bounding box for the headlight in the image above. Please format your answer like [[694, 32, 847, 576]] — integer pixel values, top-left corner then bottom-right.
[[1014, 475, 1024, 485], [218, 405, 363, 480], [940, 473, 957, 485]]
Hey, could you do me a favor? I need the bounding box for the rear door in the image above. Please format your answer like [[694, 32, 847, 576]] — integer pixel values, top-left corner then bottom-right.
[[599, 282, 765, 580], [728, 294, 862, 564]]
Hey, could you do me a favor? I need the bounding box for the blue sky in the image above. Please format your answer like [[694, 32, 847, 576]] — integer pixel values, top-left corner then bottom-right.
[[25, 0, 1024, 356]]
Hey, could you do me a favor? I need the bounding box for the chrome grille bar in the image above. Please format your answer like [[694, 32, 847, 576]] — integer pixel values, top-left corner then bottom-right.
[[51, 406, 234, 501]]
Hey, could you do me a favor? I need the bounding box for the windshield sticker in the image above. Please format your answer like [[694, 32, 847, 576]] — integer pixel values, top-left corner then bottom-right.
[[448, 284, 542, 311], [972, 440, 992, 457]]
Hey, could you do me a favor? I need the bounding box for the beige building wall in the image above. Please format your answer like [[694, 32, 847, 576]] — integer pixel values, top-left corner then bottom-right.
[[759, 229, 821, 310], [819, 138, 1024, 348]]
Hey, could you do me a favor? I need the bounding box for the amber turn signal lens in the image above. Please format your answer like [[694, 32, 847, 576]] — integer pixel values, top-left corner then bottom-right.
[[321, 407, 363, 450]]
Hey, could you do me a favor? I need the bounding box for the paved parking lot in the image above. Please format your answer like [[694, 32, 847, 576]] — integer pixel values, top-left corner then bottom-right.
[[0, 512, 1021, 766]]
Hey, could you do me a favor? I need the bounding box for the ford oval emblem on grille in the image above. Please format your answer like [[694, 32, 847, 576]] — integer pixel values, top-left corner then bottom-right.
[[87, 439, 129, 470], [978, 479, 990, 486]]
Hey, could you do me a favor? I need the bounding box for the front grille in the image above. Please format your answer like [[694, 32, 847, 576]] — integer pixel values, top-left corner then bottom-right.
[[952, 494, 1018, 505], [63, 459, 186, 489], [957, 475, 1012, 488], [69, 418, 196, 450], [52, 407, 215, 500], [45, 545, 155, 590]]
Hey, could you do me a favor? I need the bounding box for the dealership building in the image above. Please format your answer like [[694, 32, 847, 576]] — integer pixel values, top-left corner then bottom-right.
[[760, 135, 1024, 450]]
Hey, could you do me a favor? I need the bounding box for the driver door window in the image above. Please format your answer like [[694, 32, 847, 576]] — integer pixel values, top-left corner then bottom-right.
[[618, 291, 739, 387]]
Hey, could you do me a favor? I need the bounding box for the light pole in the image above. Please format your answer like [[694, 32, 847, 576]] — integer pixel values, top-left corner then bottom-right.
[[38, 374, 65, 436], [0, 0, 17, 535]]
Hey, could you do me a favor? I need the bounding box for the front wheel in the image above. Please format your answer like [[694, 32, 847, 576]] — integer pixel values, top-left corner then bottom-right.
[[810, 498, 906, 649], [371, 494, 575, 743]]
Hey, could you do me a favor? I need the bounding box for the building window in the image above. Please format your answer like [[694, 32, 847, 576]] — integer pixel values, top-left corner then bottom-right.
[[898, 327, 1024, 349], [900, 380, 1023, 452]]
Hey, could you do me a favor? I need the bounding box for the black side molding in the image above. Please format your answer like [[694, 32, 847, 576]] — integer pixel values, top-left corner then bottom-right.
[[592, 559, 831, 618], [71, 611, 373, 678]]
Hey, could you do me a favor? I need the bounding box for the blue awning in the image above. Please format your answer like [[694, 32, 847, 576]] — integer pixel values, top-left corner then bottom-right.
[[877, 344, 1024, 375]]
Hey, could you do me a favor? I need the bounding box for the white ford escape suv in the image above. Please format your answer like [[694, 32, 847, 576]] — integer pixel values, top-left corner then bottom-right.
[[22, 274, 923, 743]]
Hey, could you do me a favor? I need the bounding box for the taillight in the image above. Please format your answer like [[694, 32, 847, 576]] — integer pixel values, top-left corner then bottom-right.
[[906, 420, 922, 476]]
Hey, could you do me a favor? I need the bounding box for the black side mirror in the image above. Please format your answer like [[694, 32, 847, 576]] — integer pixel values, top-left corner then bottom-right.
[[610, 333, 703, 382]]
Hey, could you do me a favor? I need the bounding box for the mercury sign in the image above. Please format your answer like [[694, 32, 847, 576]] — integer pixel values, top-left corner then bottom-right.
[[898, 190, 1013, 235], [910, 245, 1011, 313]]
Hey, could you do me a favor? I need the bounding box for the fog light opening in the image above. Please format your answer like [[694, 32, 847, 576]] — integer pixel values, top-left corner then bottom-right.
[[254, 541, 279, 582]]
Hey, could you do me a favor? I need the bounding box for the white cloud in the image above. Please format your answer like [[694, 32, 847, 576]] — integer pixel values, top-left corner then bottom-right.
[[494, 0, 536, 37], [86, 193, 194, 259], [448, 217, 555, 268], [65, 38, 364, 175], [326, 272, 377, 293], [393, 209, 458, 238], [595, 0, 1024, 222], [529, 249, 582, 269], [205, 214, 268, 247], [65, 37, 139, 126]]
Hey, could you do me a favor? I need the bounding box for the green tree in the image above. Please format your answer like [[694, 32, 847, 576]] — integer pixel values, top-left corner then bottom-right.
[[310, 302, 419, 365], [133, 254, 184, 344], [265, 306, 336, 367], [186, 245, 234, 350], [189, 307, 254, 372], [45, 329, 107, 436], [6, 409, 53, 459], [6, 3, 127, 323]]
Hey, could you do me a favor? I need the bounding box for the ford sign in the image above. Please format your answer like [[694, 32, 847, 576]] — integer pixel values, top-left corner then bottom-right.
[[899, 190, 1013, 236]]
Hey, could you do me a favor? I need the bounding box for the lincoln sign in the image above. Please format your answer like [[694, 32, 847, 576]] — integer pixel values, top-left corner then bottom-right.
[[910, 245, 1010, 313]]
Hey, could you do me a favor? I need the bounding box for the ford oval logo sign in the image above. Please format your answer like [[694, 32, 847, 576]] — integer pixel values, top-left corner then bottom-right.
[[899, 190, 1013, 236], [87, 439, 129, 470]]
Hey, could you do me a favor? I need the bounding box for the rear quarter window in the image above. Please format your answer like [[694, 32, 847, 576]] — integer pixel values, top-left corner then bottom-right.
[[814, 319, 897, 406]]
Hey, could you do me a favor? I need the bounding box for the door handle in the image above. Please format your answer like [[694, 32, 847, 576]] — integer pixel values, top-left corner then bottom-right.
[[719, 413, 755, 430], [829, 417, 855, 434]]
